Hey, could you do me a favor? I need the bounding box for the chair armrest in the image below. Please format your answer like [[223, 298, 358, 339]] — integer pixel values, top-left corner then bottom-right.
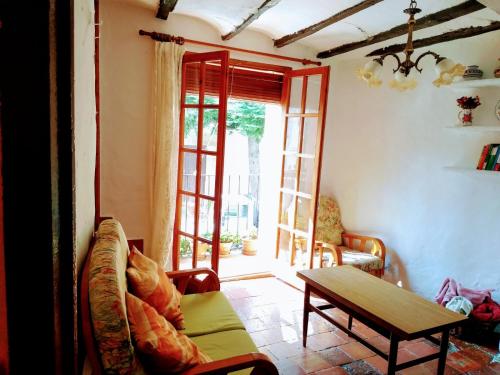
[[341, 232, 386, 264], [181, 353, 278, 375], [317, 242, 343, 266], [166, 268, 220, 295]]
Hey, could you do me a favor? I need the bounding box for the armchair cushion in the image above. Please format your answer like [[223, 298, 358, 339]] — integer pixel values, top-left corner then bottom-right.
[[126, 292, 211, 373], [180, 291, 245, 337], [127, 247, 185, 329], [191, 330, 258, 375], [337, 247, 384, 273]]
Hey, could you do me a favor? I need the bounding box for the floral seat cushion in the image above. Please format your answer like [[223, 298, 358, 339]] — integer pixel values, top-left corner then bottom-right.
[[335, 246, 383, 273]]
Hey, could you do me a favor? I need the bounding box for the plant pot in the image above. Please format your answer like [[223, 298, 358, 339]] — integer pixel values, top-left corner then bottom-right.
[[242, 239, 258, 256], [196, 243, 210, 260], [219, 242, 232, 257]]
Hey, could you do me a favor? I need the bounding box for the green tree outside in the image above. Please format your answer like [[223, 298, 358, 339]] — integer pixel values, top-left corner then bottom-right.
[[184, 95, 265, 229]]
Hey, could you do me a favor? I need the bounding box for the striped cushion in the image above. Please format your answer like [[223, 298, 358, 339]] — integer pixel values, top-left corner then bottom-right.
[[126, 293, 210, 373], [338, 247, 383, 272], [127, 247, 184, 329]]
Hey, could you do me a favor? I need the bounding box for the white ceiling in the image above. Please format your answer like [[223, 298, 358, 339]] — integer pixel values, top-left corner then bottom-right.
[[119, 0, 500, 55]]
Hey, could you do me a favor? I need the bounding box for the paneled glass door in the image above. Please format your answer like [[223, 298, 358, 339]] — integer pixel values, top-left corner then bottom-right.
[[173, 51, 229, 273], [275, 66, 330, 269]]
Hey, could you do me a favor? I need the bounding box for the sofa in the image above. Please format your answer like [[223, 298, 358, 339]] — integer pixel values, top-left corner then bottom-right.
[[81, 219, 278, 374]]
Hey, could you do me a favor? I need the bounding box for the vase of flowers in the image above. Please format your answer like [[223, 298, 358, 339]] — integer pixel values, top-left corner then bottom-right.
[[457, 96, 481, 126]]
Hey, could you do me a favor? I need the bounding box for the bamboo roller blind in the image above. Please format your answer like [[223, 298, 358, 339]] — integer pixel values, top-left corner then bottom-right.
[[185, 63, 284, 104]]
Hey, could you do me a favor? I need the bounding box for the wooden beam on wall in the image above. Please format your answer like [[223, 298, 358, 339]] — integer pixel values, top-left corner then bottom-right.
[[222, 0, 281, 41], [366, 21, 500, 56], [156, 0, 178, 20], [274, 0, 382, 48], [317, 0, 486, 58]]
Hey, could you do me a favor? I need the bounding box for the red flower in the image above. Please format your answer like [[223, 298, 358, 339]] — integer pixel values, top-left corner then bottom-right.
[[457, 96, 481, 109]]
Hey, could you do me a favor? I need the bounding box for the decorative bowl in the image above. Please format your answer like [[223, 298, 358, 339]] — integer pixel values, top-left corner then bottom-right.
[[463, 65, 483, 80]]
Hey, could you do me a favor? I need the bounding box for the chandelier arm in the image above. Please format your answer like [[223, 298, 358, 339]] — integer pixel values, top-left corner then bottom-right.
[[414, 51, 445, 73], [378, 53, 402, 73]]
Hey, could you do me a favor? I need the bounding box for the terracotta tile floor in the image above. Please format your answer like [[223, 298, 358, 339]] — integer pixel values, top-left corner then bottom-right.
[[220, 277, 500, 375]]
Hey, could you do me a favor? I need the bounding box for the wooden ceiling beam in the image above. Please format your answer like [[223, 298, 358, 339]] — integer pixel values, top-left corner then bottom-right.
[[366, 21, 500, 56], [222, 0, 281, 41], [156, 0, 179, 20], [316, 0, 485, 58], [274, 0, 382, 48]]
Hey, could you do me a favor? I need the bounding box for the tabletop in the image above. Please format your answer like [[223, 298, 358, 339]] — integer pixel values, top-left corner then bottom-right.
[[297, 266, 468, 338]]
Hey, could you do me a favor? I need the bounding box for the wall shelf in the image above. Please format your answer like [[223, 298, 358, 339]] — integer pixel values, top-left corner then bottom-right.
[[444, 166, 500, 176], [450, 78, 500, 89], [445, 125, 500, 132]]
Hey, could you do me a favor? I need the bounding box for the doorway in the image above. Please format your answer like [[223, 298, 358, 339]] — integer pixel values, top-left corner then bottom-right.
[[173, 52, 330, 278]]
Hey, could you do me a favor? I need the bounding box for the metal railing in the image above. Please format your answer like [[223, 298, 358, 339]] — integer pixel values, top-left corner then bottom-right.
[[181, 174, 259, 237]]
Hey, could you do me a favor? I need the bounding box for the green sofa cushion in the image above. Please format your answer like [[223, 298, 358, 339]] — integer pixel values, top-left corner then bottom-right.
[[191, 329, 258, 375], [180, 291, 245, 337]]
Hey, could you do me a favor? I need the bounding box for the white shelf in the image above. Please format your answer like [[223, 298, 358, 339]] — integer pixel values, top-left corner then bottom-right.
[[445, 125, 500, 132], [450, 78, 500, 89], [444, 166, 500, 176]]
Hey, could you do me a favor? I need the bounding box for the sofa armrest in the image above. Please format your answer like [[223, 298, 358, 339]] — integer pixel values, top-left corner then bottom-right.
[[341, 232, 386, 264], [182, 353, 278, 375], [166, 268, 220, 295]]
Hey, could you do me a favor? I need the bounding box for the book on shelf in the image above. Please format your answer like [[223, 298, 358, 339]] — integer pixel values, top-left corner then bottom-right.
[[476, 144, 500, 171], [476, 145, 491, 170]]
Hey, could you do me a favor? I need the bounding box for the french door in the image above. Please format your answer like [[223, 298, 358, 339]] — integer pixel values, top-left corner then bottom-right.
[[275, 66, 330, 269], [173, 51, 229, 273]]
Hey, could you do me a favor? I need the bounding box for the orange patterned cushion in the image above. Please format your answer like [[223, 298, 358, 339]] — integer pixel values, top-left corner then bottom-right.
[[126, 293, 210, 373], [127, 247, 185, 329]]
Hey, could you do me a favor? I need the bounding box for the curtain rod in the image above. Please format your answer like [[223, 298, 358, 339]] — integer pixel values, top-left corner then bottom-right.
[[138, 30, 322, 67]]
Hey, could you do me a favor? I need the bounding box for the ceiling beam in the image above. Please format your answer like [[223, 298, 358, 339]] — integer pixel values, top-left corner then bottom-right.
[[366, 21, 500, 56], [316, 0, 485, 58], [274, 0, 383, 48], [156, 0, 178, 20], [222, 0, 281, 41]]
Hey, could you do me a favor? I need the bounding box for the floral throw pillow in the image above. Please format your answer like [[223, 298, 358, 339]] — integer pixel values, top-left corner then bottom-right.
[[315, 195, 344, 245], [126, 293, 210, 373], [126, 247, 184, 329]]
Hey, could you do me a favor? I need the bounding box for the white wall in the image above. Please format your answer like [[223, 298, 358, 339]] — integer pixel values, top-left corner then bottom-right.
[[74, 0, 96, 270], [99, 0, 315, 250], [100, 0, 500, 301], [321, 31, 500, 300]]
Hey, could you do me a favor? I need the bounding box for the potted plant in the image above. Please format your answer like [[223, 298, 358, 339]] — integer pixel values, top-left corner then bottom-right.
[[180, 237, 192, 258], [219, 232, 233, 257], [197, 232, 212, 260], [242, 227, 258, 256], [196, 242, 210, 260]]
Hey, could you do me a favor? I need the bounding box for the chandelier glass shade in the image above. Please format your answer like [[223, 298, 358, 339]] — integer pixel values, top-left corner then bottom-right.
[[357, 0, 465, 91]]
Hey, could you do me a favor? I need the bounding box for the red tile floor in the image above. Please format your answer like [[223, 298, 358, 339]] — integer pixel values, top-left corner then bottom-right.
[[220, 277, 500, 374]]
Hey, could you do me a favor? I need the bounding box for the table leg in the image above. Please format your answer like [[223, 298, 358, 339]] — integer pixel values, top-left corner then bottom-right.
[[387, 333, 399, 375], [437, 330, 450, 375], [348, 315, 353, 331], [303, 284, 310, 347]]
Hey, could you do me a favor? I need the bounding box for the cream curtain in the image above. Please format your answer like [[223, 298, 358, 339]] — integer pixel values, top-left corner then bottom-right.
[[149, 42, 184, 269]]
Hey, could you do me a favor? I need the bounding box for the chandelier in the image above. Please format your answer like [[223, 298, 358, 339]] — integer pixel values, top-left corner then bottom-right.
[[357, 0, 466, 91]]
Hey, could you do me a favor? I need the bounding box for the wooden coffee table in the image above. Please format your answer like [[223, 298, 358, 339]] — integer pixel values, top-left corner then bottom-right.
[[297, 266, 468, 375]]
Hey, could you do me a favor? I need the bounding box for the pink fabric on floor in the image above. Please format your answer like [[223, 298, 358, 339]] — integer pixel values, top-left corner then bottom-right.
[[434, 277, 494, 307]]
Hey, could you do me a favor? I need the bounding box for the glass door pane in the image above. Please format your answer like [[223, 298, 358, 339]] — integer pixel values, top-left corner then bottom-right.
[[275, 67, 330, 269], [174, 51, 229, 273]]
